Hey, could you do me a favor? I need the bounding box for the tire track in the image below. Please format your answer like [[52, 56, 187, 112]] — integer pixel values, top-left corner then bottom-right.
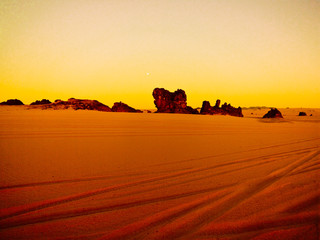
[[0, 173, 146, 191], [96, 150, 319, 240], [150, 151, 320, 240], [0, 162, 236, 220], [95, 190, 230, 240], [151, 143, 319, 167], [0, 146, 315, 191], [0, 149, 313, 221], [0, 166, 194, 191], [289, 166, 320, 177], [194, 211, 320, 237], [288, 154, 320, 174], [0, 184, 236, 229]]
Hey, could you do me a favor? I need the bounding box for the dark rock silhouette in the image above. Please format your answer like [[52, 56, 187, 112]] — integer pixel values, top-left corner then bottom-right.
[[111, 102, 142, 113], [262, 108, 283, 118], [0, 99, 24, 105], [310, 114, 313, 116], [46, 98, 112, 111], [30, 99, 51, 105], [200, 100, 243, 117], [298, 112, 307, 116], [152, 88, 198, 114]]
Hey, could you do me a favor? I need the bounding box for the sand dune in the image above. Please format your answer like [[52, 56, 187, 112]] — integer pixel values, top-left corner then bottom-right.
[[0, 107, 319, 239]]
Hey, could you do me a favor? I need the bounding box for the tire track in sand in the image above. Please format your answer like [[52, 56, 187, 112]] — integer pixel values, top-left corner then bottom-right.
[[195, 211, 320, 238], [151, 138, 320, 167], [0, 148, 308, 220], [0, 183, 236, 229], [97, 150, 319, 240], [0, 150, 288, 229], [195, 190, 320, 237], [0, 146, 315, 191]]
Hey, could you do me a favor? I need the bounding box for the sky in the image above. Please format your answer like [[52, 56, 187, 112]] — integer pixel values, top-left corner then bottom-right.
[[1, 0, 319, 108]]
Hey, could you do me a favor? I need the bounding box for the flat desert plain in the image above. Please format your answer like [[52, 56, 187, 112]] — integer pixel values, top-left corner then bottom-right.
[[0, 106, 319, 240]]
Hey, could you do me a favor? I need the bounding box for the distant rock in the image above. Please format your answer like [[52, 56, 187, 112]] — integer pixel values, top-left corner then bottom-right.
[[200, 100, 243, 117], [46, 98, 112, 111], [262, 108, 283, 118], [111, 102, 142, 113], [298, 112, 307, 116], [152, 88, 198, 114], [30, 99, 51, 105], [0, 99, 24, 105]]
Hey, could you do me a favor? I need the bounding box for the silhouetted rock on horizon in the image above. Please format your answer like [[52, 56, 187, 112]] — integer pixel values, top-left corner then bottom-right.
[[0, 99, 24, 105], [298, 112, 307, 116], [262, 108, 283, 118], [200, 100, 243, 117], [30, 99, 51, 105], [152, 88, 198, 114], [45, 98, 112, 111], [111, 102, 142, 113]]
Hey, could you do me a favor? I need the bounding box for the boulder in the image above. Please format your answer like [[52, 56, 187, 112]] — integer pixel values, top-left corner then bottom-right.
[[262, 108, 283, 118], [200, 99, 243, 117], [298, 112, 307, 116], [30, 99, 51, 105], [111, 102, 142, 113], [0, 99, 24, 105], [152, 88, 198, 114]]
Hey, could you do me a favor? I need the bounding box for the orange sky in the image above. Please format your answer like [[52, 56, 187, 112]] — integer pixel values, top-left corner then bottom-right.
[[1, 0, 319, 108]]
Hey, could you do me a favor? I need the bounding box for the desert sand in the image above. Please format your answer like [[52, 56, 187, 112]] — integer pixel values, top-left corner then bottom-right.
[[0, 106, 319, 239]]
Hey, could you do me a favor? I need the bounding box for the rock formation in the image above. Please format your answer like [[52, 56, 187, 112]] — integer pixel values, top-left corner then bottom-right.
[[30, 99, 52, 105], [152, 88, 198, 114], [45, 98, 112, 111], [200, 100, 243, 117], [262, 108, 283, 118], [111, 102, 142, 113], [298, 112, 307, 116], [0, 99, 24, 105]]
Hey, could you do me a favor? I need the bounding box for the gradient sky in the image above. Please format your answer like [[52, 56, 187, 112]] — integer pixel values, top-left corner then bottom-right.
[[1, 0, 319, 108]]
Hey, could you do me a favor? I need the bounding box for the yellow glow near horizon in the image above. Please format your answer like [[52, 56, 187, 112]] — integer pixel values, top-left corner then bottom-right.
[[0, 0, 319, 108]]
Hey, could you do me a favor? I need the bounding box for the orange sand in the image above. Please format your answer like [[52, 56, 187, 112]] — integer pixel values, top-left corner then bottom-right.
[[0, 106, 319, 239]]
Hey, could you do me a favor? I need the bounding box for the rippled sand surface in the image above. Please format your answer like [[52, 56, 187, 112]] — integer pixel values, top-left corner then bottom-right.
[[0, 107, 319, 239]]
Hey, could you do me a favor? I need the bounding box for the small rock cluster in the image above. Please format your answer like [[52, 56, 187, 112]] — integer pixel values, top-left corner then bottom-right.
[[111, 102, 142, 113], [0, 99, 24, 105], [200, 100, 243, 117], [30, 99, 52, 105]]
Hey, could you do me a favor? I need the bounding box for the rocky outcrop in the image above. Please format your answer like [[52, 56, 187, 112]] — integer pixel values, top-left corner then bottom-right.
[[45, 98, 112, 111], [111, 102, 142, 113], [30, 99, 51, 105], [262, 108, 283, 118], [152, 88, 198, 114], [298, 112, 307, 116], [200, 100, 243, 117], [0, 99, 24, 105]]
